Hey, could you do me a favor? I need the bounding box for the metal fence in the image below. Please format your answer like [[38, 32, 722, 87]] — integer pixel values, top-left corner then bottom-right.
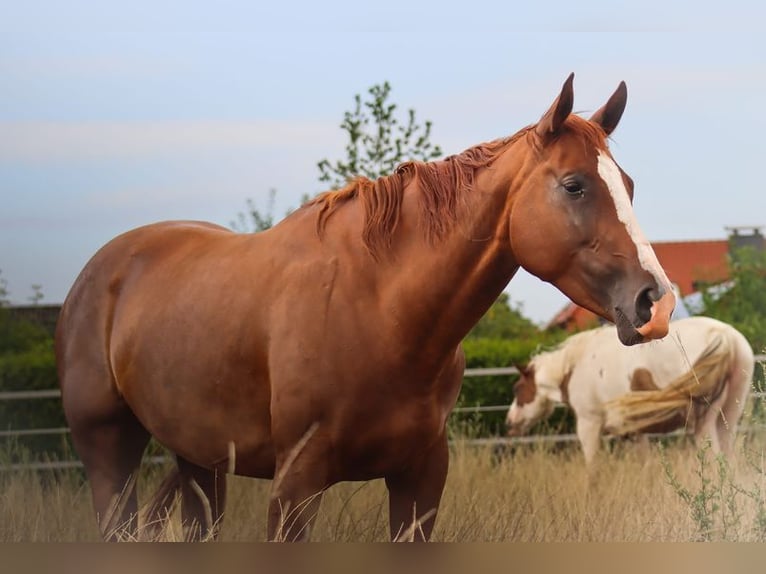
[[2, 356, 765, 471]]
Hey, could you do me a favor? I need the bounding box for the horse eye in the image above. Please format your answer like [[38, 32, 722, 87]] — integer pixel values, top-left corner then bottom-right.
[[562, 180, 584, 196]]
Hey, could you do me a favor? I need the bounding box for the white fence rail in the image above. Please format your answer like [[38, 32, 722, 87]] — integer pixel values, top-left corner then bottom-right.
[[2, 356, 765, 471]]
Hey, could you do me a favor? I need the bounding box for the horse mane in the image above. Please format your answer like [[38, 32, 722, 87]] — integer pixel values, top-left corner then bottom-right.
[[305, 115, 608, 258]]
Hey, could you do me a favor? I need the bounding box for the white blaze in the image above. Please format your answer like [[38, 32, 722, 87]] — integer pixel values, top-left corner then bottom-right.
[[596, 150, 672, 293]]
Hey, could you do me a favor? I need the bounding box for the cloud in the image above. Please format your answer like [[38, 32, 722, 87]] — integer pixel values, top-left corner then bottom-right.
[[0, 119, 343, 163]]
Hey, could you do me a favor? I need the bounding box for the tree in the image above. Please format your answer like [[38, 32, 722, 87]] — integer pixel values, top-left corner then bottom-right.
[[28, 284, 43, 306], [0, 271, 61, 456], [700, 246, 766, 354], [231, 189, 277, 233], [0, 269, 8, 307], [232, 189, 311, 233], [466, 293, 539, 341], [234, 81, 441, 231], [317, 81, 443, 189]]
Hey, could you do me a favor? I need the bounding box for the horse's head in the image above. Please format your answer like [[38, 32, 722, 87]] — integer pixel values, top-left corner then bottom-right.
[[505, 363, 556, 436], [506, 74, 674, 345]]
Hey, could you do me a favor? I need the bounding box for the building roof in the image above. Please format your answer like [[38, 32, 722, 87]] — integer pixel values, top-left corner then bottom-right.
[[651, 240, 729, 296]]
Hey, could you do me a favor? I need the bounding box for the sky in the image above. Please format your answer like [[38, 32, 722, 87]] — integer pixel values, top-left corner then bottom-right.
[[1, 1, 764, 325]]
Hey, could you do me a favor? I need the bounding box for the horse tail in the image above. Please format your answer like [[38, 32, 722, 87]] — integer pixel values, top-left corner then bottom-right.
[[605, 331, 733, 436], [141, 467, 182, 538]]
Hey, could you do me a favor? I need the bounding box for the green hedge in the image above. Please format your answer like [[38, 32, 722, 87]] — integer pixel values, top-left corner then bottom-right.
[[0, 341, 57, 391], [454, 336, 548, 436], [0, 342, 69, 458], [453, 331, 577, 437], [0, 312, 68, 458]]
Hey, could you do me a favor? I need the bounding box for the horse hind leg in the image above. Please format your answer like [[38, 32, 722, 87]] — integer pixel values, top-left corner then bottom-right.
[[694, 389, 728, 457], [67, 405, 151, 541], [176, 456, 227, 541], [140, 465, 182, 541], [715, 373, 751, 459]]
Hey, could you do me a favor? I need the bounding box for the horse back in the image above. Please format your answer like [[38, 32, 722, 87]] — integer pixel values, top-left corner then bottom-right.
[[597, 316, 755, 437], [567, 317, 752, 406]]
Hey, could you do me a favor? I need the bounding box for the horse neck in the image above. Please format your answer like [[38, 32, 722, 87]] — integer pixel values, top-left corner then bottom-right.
[[380, 143, 531, 362], [533, 348, 572, 401]]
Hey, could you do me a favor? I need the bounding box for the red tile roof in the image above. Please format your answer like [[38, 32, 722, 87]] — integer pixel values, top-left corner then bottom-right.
[[651, 240, 729, 296]]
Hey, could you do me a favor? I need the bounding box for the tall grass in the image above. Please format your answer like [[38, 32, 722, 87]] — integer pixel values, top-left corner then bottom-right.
[[2, 432, 766, 541]]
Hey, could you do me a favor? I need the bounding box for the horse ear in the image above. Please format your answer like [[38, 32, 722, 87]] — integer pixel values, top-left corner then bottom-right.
[[589, 81, 628, 136], [535, 73, 575, 140]]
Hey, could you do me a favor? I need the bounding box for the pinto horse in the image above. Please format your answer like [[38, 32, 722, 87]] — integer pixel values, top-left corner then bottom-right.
[[506, 316, 754, 465], [55, 74, 675, 541]]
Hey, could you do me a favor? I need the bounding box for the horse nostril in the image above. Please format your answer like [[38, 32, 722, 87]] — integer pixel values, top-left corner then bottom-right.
[[635, 286, 656, 324]]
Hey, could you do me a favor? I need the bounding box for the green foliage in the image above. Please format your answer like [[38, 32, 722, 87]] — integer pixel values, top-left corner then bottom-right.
[[0, 308, 50, 356], [660, 442, 766, 541], [460, 337, 537, 403], [0, 304, 64, 457], [700, 246, 766, 352], [0, 269, 8, 306], [231, 188, 277, 233], [235, 82, 442, 231], [459, 292, 546, 430], [0, 343, 65, 456], [699, 246, 766, 390], [466, 293, 539, 341], [0, 340, 57, 390], [454, 328, 566, 436], [232, 189, 311, 233], [28, 284, 43, 305], [317, 81, 442, 189]]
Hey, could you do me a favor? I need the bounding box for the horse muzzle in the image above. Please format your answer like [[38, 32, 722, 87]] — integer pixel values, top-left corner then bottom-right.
[[614, 287, 675, 345], [635, 288, 675, 339]]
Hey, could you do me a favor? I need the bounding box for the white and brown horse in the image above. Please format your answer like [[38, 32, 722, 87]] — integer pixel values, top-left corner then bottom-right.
[[507, 316, 754, 464]]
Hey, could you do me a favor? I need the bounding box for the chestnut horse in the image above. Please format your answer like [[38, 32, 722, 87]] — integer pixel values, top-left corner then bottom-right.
[[55, 74, 675, 541]]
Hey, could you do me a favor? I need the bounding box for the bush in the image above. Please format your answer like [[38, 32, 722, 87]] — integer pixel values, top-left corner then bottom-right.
[[454, 335, 553, 436], [0, 310, 66, 458], [0, 309, 50, 355]]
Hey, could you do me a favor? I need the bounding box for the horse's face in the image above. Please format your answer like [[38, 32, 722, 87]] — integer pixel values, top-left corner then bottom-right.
[[507, 75, 675, 346], [506, 364, 555, 436]]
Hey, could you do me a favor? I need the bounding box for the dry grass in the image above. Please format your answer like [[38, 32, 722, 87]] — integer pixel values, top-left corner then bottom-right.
[[2, 433, 766, 542], [438, 437, 765, 542]]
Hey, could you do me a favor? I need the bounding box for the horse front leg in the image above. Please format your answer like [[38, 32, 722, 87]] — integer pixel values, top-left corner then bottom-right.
[[385, 433, 449, 542], [267, 438, 328, 542], [576, 416, 603, 467], [267, 481, 325, 542]]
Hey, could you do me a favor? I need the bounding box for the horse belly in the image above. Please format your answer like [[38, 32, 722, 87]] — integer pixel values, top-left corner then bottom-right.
[[135, 391, 276, 478], [332, 401, 447, 481], [117, 354, 276, 477]]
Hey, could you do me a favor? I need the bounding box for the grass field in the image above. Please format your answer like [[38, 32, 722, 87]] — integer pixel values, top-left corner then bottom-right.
[[3, 430, 766, 542]]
